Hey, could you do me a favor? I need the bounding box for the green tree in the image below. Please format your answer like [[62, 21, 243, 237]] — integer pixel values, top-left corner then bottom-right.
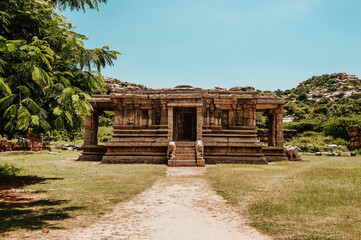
[[0, 0, 120, 137], [51, 0, 107, 11]]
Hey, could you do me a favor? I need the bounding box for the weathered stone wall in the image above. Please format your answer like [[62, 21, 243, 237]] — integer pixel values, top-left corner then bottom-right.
[[0, 139, 49, 152]]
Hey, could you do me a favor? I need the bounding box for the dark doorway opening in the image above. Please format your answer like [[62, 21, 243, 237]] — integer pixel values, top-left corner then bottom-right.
[[173, 108, 196, 141]]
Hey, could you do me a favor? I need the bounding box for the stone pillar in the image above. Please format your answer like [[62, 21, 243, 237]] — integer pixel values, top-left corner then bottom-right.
[[209, 108, 215, 126], [251, 105, 256, 126], [229, 110, 234, 126], [128, 106, 134, 125], [236, 109, 243, 126], [268, 111, 276, 146], [197, 106, 203, 140], [148, 109, 153, 126], [161, 104, 167, 125], [134, 105, 140, 125], [84, 111, 99, 145], [276, 108, 284, 147], [205, 107, 210, 125], [83, 115, 92, 145], [90, 112, 99, 145], [167, 108, 173, 141]]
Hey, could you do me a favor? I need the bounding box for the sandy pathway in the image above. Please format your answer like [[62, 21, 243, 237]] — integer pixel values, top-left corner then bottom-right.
[[64, 167, 271, 240]]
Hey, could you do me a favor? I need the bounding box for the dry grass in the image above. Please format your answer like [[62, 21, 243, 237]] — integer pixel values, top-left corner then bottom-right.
[[0, 151, 166, 238], [205, 156, 361, 240]]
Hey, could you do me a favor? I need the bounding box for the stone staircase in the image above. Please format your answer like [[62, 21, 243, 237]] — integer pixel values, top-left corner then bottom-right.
[[168, 142, 205, 167]]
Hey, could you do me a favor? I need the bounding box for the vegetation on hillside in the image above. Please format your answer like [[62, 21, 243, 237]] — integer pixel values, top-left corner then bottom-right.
[[0, 0, 120, 139], [276, 73, 361, 141]]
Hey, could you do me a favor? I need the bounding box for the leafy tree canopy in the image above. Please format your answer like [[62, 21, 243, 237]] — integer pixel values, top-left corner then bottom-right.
[[51, 0, 107, 11], [0, 0, 120, 138]]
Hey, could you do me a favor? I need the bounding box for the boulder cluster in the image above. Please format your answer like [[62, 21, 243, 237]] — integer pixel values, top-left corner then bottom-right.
[[103, 77, 150, 93], [300, 73, 361, 101], [103, 77, 256, 93]]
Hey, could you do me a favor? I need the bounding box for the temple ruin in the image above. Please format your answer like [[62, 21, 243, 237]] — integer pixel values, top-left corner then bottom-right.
[[79, 85, 287, 166]]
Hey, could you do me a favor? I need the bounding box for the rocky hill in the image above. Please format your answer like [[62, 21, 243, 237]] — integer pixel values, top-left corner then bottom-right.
[[272, 73, 361, 141], [277, 73, 361, 102], [102, 77, 150, 93]]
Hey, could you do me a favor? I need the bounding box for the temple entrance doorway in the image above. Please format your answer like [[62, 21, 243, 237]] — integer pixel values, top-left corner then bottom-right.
[[173, 108, 196, 141]]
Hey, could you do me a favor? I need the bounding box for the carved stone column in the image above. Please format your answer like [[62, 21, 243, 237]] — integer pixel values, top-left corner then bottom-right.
[[134, 104, 140, 125], [167, 108, 173, 141], [276, 108, 284, 147], [251, 105, 256, 126], [148, 109, 153, 126], [84, 111, 99, 145], [209, 106, 215, 126], [160, 103, 167, 125], [205, 106, 210, 125], [83, 115, 92, 145], [268, 110, 276, 146], [197, 106, 203, 140]]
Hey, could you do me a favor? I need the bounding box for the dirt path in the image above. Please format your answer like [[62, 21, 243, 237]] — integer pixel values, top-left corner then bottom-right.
[[62, 167, 271, 240]]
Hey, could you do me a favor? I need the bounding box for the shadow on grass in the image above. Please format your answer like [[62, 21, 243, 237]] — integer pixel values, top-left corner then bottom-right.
[[0, 175, 83, 233], [0, 202, 84, 233], [0, 175, 63, 190]]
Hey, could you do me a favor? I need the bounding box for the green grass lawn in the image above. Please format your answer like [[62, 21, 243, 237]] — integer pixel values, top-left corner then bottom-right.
[[205, 156, 361, 240], [0, 151, 166, 236]]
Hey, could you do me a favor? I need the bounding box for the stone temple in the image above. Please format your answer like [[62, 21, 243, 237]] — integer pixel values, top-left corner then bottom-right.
[[79, 85, 287, 166]]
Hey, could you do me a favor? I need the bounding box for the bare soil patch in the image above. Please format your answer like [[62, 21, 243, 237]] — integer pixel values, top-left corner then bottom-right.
[[45, 166, 270, 240]]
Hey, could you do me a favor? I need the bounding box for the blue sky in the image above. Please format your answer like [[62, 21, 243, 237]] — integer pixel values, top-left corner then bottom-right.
[[62, 0, 361, 90]]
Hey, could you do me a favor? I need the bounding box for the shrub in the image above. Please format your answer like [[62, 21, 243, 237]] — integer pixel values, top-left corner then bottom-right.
[[98, 126, 113, 143], [297, 93, 307, 101], [284, 120, 321, 133], [0, 163, 21, 177], [44, 129, 84, 142], [309, 145, 322, 153], [323, 116, 361, 140], [350, 93, 361, 99], [99, 111, 114, 127], [302, 131, 317, 137], [313, 106, 328, 115]]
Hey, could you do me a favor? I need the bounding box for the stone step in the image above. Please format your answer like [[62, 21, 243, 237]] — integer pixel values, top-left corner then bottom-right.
[[176, 148, 194, 150], [173, 156, 196, 160], [174, 141, 195, 147], [176, 153, 195, 156], [168, 160, 197, 167], [176, 150, 196, 154]]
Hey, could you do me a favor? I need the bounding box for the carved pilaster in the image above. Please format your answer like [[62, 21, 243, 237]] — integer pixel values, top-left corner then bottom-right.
[[148, 109, 153, 126], [83, 115, 92, 145], [84, 111, 99, 145], [276, 107, 284, 147], [168, 108, 173, 140], [197, 106, 203, 140], [160, 103, 167, 125]]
